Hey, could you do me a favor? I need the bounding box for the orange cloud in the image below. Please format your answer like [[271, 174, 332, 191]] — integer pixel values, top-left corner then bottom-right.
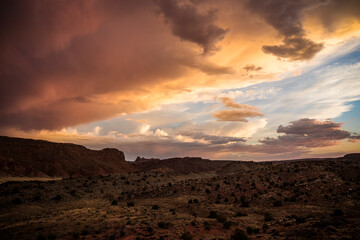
[[0, 0, 359, 132], [212, 97, 263, 122]]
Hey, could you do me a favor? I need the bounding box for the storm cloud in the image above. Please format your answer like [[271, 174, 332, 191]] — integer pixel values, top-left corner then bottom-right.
[[158, 0, 229, 54], [260, 118, 357, 148], [244, 0, 325, 60]]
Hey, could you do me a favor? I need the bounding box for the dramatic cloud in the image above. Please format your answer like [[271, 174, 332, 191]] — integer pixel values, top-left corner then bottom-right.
[[244, 0, 325, 60], [179, 131, 246, 144], [0, 0, 192, 130], [260, 118, 358, 148], [0, 0, 359, 164], [213, 97, 263, 122], [243, 64, 262, 72], [262, 36, 324, 61], [158, 0, 229, 54], [311, 0, 360, 31]]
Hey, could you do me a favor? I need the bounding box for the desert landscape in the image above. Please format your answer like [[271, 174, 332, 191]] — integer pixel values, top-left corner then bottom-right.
[[0, 136, 359, 240], [1, 0, 360, 239]]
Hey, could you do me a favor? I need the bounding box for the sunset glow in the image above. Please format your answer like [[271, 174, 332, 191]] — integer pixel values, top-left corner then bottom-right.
[[1, 0, 359, 160]]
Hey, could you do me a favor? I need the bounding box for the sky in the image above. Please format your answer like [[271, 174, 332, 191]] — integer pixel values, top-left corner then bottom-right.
[[1, 0, 360, 161]]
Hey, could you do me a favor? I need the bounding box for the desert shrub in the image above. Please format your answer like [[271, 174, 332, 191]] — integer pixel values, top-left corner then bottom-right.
[[204, 221, 211, 230], [240, 199, 250, 208], [235, 211, 248, 217], [246, 226, 259, 234], [180, 231, 193, 240], [81, 229, 89, 236], [246, 227, 253, 234], [158, 222, 172, 229], [72, 232, 80, 239], [224, 198, 229, 202], [48, 233, 57, 240], [291, 215, 306, 223], [147, 226, 154, 233], [191, 220, 196, 226], [111, 200, 118, 205], [188, 199, 193, 204], [193, 199, 199, 203], [264, 213, 273, 222], [120, 230, 126, 237], [208, 211, 218, 219], [152, 205, 159, 210], [53, 194, 62, 201], [262, 223, 269, 232], [36, 234, 47, 240], [223, 220, 233, 229], [215, 200, 221, 204], [33, 194, 41, 201], [206, 189, 211, 194], [12, 197, 22, 205], [231, 229, 248, 240], [332, 209, 344, 217], [216, 214, 227, 224], [273, 200, 282, 207], [127, 202, 135, 207]]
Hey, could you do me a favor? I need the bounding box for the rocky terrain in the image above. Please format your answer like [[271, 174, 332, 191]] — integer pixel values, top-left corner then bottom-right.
[[0, 136, 359, 239], [0, 136, 134, 177], [132, 157, 232, 173]]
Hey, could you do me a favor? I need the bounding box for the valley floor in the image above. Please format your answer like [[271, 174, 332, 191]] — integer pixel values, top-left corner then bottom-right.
[[0, 160, 359, 240]]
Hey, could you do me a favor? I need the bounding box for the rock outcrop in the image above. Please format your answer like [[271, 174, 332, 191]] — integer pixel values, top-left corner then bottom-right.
[[0, 136, 134, 177]]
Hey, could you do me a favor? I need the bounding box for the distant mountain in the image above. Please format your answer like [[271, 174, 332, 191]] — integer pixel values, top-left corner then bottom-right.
[[216, 153, 360, 175], [1, 135, 358, 177], [132, 157, 232, 173], [0, 136, 134, 177]]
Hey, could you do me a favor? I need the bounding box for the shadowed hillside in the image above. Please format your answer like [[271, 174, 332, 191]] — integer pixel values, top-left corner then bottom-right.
[[133, 156, 232, 173], [0, 136, 134, 177]]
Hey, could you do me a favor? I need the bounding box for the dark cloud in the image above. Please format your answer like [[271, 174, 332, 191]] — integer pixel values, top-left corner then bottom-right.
[[244, 0, 325, 60], [0, 0, 197, 130], [243, 64, 262, 72], [311, 0, 360, 31], [158, 0, 229, 54], [180, 131, 246, 144], [262, 36, 324, 61], [259, 118, 355, 147], [181, 56, 234, 75], [213, 97, 263, 121]]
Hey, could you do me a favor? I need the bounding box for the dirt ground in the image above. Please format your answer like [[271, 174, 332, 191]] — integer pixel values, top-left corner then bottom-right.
[[0, 160, 359, 239]]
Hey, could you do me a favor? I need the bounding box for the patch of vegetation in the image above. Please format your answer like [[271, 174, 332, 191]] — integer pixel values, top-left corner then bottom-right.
[[12, 197, 22, 205], [204, 221, 211, 230], [152, 205, 159, 210], [264, 213, 274, 222], [180, 231, 193, 240], [231, 229, 248, 240], [332, 209, 344, 217], [273, 200, 282, 207], [235, 211, 248, 217], [158, 222, 172, 229]]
